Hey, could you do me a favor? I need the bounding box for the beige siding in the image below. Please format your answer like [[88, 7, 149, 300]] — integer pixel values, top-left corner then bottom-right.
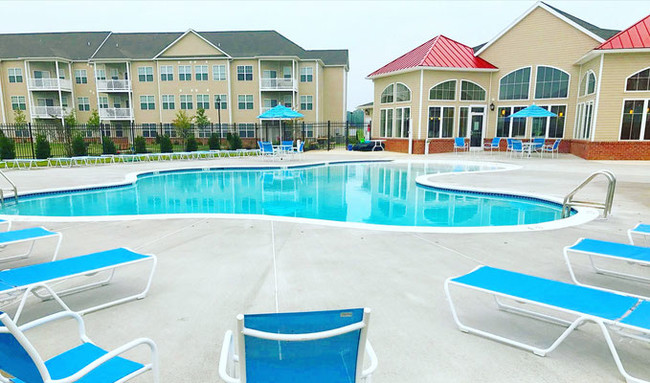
[[0, 60, 29, 123], [160, 32, 225, 58], [371, 70, 421, 139], [131, 60, 158, 123], [297, 61, 317, 121], [323, 66, 346, 122], [72, 62, 97, 123], [230, 59, 259, 124]]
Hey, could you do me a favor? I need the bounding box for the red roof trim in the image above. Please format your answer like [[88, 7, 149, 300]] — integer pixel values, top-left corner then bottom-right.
[[596, 14, 650, 50]]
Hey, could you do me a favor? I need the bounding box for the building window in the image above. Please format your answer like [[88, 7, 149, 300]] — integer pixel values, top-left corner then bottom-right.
[[535, 66, 569, 99], [379, 109, 393, 137], [163, 123, 176, 137], [531, 105, 566, 138], [214, 94, 227, 109], [496, 106, 526, 137], [110, 68, 119, 80], [180, 95, 193, 110], [77, 97, 90, 111], [458, 107, 469, 137], [8, 68, 23, 83], [95, 69, 106, 80], [304, 123, 314, 138], [74, 69, 88, 84], [237, 65, 253, 81], [212, 65, 226, 81], [98, 96, 109, 109], [140, 95, 155, 110], [281, 95, 292, 108], [160, 66, 174, 81], [138, 67, 153, 82], [574, 101, 594, 139], [195, 65, 208, 81], [380, 84, 394, 103], [238, 95, 253, 110], [238, 123, 255, 138], [61, 95, 69, 108], [620, 99, 650, 140], [179, 66, 192, 81], [196, 94, 210, 109], [300, 95, 313, 111], [283, 66, 292, 79], [626, 68, 650, 92], [460, 81, 486, 101], [162, 95, 175, 110], [142, 123, 158, 138], [395, 83, 411, 102], [499, 67, 531, 100], [579, 71, 596, 97], [428, 106, 454, 138], [395, 107, 410, 138], [300, 67, 313, 82], [429, 80, 456, 101], [10, 96, 26, 110], [264, 99, 278, 110]]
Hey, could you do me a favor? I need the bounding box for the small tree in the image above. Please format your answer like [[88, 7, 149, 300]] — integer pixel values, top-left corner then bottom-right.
[[185, 136, 198, 152], [159, 135, 173, 153], [226, 133, 242, 150], [87, 109, 100, 128], [172, 110, 194, 141], [208, 133, 220, 150], [64, 110, 77, 127], [134, 136, 147, 154], [102, 137, 117, 155], [13, 109, 27, 126], [195, 108, 210, 129], [71, 134, 87, 156], [35, 134, 51, 159], [0, 133, 15, 160]]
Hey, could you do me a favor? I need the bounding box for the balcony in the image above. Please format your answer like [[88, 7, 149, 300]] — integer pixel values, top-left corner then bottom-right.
[[99, 107, 133, 120], [96, 79, 132, 92], [260, 77, 297, 91], [31, 106, 72, 119], [28, 78, 72, 92]]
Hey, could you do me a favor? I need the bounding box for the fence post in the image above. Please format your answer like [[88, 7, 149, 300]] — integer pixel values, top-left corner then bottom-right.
[[327, 121, 331, 151], [345, 121, 349, 149], [28, 122, 35, 159]]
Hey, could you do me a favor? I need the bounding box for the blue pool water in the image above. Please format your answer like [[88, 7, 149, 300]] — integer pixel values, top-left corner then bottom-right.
[[0, 161, 567, 227]]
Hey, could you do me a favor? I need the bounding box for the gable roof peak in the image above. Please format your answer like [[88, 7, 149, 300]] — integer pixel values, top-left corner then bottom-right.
[[596, 14, 650, 50]]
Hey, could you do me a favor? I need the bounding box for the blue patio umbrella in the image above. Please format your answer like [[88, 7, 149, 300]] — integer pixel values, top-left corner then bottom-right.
[[508, 104, 557, 138], [258, 105, 304, 141]]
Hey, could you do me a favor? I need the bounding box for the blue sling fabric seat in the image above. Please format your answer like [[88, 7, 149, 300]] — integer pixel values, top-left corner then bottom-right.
[[629, 223, 650, 246], [0, 227, 62, 263]]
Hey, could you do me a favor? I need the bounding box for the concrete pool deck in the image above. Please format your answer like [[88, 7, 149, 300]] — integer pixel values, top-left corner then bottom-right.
[[2, 150, 650, 382]]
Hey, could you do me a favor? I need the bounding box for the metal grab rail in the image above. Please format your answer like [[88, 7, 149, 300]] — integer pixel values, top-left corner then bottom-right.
[[562, 170, 616, 218], [0, 169, 18, 205]]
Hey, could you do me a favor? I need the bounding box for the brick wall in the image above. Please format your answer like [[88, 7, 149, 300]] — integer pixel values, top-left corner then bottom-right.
[[383, 138, 456, 154]]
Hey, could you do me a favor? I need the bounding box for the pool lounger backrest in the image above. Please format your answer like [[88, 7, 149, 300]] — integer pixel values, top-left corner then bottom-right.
[[567, 238, 650, 263]]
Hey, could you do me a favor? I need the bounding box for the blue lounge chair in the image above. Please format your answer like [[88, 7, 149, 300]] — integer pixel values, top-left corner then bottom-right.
[[0, 227, 62, 264], [281, 140, 294, 153], [258, 141, 277, 161], [453, 137, 469, 153], [0, 247, 156, 323], [564, 238, 650, 298], [509, 140, 525, 158], [219, 308, 377, 383], [541, 139, 561, 158], [445, 265, 650, 383], [629, 223, 650, 246], [0, 309, 158, 382], [0, 219, 10, 231], [483, 137, 501, 154]]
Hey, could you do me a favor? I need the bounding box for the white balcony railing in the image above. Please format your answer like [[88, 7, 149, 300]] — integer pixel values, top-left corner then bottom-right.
[[260, 77, 297, 90], [99, 107, 133, 120], [31, 106, 72, 118], [28, 78, 73, 92], [96, 79, 131, 92]]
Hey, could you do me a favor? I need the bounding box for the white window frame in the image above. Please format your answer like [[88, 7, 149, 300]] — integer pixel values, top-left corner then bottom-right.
[[459, 80, 487, 102], [214, 94, 227, 109], [74, 69, 88, 84], [429, 80, 457, 101], [394, 82, 411, 103], [498, 66, 532, 101], [380, 84, 394, 104], [238, 95, 253, 110], [180, 95, 193, 110], [10, 96, 26, 111], [618, 98, 650, 141], [162, 95, 175, 110], [95, 69, 106, 80], [624, 67, 650, 93], [533, 65, 570, 100], [238, 123, 256, 138], [427, 106, 455, 139], [394, 106, 411, 138], [8, 68, 23, 83], [178, 65, 192, 81], [98, 96, 109, 109], [300, 95, 313, 111], [196, 94, 210, 109], [579, 70, 597, 98], [140, 95, 155, 110], [137, 66, 153, 82], [237, 65, 253, 81], [212, 65, 226, 81], [379, 108, 393, 138], [77, 97, 90, 111], [160, 65, 174, 81], [300, 67, 313, 82], [574, 101, 594, 140], [495, 105, 528, 137], [529, 104, 567, 139], [195, 65, 208, 81]]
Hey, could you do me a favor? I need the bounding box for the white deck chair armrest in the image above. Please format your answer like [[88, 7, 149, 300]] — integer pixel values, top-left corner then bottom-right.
[[19, 311, 89, 342], [219, 330, 240, 383], [51, 338, 157, 383], [362, 340, 378, 377]]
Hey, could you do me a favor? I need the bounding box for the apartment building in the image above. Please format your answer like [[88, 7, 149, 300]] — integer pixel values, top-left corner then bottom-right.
[[365, 2, 650, 160], [0, 29, 348, 134]]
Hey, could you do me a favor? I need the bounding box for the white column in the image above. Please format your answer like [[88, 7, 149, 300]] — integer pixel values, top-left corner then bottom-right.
[[24, 61, 34, 122], [0, 65, 6, 123], [227, 60, 233, 124], [590, 54, 604, 142], [55, 61, 64, 125], [315, 61, 319, 123], [125, 61, 134, 122]]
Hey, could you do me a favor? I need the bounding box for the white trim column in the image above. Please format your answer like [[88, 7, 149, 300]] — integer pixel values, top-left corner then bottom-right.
[[590, 54, 604, 142], [227, 60, 233, 123], [24, 61, 34, 123], [315, 61, 319, 123], [155, 60, 163, 123], [416, 69, 424, 153], [0, 64, 6, 124], [68, 62, 75, 112], [55, 61, 64, 125], [125, 61, 134, 123]]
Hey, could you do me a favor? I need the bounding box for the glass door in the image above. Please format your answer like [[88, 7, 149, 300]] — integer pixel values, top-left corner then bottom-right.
[[469, 106, 485, 147]]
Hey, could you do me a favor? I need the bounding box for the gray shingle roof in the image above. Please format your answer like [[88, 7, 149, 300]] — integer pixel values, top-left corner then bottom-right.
[[0, 31, 110, 60], [542, 2, 620, 40], [92, 32, 181, 60]]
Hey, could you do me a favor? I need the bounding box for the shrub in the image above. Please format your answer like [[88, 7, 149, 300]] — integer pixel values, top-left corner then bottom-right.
[[102, 136, 117, 155], [35, 134, 51, 159], [226, 133, 242, 150], [159, 135, 173, 153], [71, 134, 87, 156], [0, 136, 15, 160], [185, 136, 198, 152], [208, 133, 220, 150], [134, 136, 147, 154]]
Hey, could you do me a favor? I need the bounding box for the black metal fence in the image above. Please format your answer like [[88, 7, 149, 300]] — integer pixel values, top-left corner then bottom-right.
[[0, 121, 365, 159]]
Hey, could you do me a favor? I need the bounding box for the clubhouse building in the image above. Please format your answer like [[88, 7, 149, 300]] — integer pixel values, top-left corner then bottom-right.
[[366, 2, 650, 159]]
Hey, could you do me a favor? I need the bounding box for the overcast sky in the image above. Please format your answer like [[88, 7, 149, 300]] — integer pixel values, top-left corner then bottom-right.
[[1, 1, 647, 110]]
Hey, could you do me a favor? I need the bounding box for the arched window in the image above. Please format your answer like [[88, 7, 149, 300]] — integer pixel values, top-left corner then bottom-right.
[[626, 68, 650, 91], [579, 71, 596, 97], [460, 80, 486, 101], [380, 84, 394, 103], [429, 80, 456, 100], [535, 66, 569, 99], [395, 83, 411, 102], [499, 67, 531, 100]]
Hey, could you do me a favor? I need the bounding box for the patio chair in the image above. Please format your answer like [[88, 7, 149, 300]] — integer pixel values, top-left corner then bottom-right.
[[453, 137, 469, 153], [509, 140, 525, 158], [541, 139, 561, 158], [628, 223, 650, 246], [445, 265, 650, 383], [258, 141, 277, 161], [483, 137, 501, 154], [532, 137, 545, 153], [0, 227, 62, 264], [564, 238, 650, 298], [293, 140, 305, 159], [0, 309, 158, 383], [281, 140, 294, 154], [505, 138, 514, 155], [219, 308, 378, 383], [0, 247, 156, 323]]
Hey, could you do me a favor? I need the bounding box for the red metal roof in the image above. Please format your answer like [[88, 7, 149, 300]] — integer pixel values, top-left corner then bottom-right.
[[368, 35, 497, 77], [596, 14, 650, 50]]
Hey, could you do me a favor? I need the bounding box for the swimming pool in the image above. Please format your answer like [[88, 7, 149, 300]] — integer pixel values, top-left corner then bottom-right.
[[0, 160, 588, 231]]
